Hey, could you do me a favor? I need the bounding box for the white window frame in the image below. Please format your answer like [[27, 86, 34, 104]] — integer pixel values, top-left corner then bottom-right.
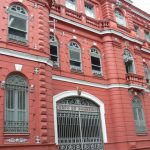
[[90, 47, 102, 76], [123, 49, 135, 73], [115, 10, 126, 27], [85, 2, 95, 18], [4, 74, 28, 133], [8, 4, 28, 44], [132, 97, 147, 134], [69, 41, 82, 71], [134, 25, 140, 37], [66, 0, 76, 11], [50, 34, 59, 67], [144, 31, 150, 42], [143, 64, 150, 84], [53, 90, 107, 145]]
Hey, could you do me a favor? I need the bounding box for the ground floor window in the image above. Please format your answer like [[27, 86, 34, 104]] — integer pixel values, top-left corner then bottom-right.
[[56, 96, 104, 150]]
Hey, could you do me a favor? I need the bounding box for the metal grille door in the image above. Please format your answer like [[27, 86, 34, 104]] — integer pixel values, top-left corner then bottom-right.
[[57, 97, 104, 150]]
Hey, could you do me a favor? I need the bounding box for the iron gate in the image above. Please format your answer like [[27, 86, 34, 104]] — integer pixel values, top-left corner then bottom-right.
[[56, 96, 104, 150]]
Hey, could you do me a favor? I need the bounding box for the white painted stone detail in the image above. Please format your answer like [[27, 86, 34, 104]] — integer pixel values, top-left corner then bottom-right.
[[15, 64, 23, 71]]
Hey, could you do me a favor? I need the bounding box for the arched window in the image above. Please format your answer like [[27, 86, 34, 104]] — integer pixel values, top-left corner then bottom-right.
[[4, 74, 28, 133], [123, 49, 135, 73], [69, 41, 82, 71], [90, 47, 102, 76], [50, 34, 59, 67], [56, 96, 104, 150], [143, 64, 150, 84], [132, 97, 146, 134], [8, 4, 28, 44], [115, 9, 126, 27]]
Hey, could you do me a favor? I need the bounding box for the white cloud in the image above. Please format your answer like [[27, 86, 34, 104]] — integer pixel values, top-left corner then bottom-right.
[[132, 0, 150, 14]]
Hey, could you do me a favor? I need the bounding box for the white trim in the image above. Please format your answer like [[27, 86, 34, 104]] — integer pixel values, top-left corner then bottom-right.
[[53, 90, 108, 144], [0, 48, 53, 66], [131, 9, 150, 22], [141, 48, 150, 54], [50, 13, 143, 45], [52, 75, 146, 90]]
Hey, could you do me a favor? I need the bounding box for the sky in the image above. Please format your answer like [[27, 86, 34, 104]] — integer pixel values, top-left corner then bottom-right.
[[132, 0, 150, 14]]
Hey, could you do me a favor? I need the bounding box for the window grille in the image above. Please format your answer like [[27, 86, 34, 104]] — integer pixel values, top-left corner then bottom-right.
[[85, 3, 95, 18], [57, 96, 104, 150], [132, 97, 146, 134], [115, 10, 126, 27], [144, 31, 150, 42], [123, 49, 134, 73], [8, 5, 28, 44], [143, 64, 150, 84], [50, 34, 59, 67], [4, 74, 28, 133], [66, 0, 76, 11], [69, 41, 82, 71], [90, 47, 102, 76]]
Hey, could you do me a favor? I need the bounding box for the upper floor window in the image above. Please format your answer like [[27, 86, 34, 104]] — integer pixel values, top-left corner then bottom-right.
[[143, 64, 150, 84], [132, 97, 146, 134], [85, 2, 95, 18], [115, 9, 126, 27], [144, 31, 150, 42], [8, 5, 28, 44], [90, 47, 102, 76], [134, 25, 140, 37], [4, 74, 28, 133], [66, 0, 76, 11], [50, 34, 59, 67], [123, 49, 135, 73], [69, 41, 82, 71]]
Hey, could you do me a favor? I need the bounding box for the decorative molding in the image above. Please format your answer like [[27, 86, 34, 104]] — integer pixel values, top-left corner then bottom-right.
[[141, 48, 150, 54], [52, 75, 146, 91], [50, 14, 143, 45], [6, 138, 28, 143], [15, 64, 23, 71], [53, 90, 107, 144], [0, 48, 53, 67]]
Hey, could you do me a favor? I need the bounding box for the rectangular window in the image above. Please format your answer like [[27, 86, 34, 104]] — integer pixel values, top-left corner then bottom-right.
[[85, 2, 95, 18], [144, 31, 150, 42], [134, 25, 140, 37], [66, 0, 76, 11]]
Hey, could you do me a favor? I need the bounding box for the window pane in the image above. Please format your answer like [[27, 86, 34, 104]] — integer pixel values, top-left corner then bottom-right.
[[91, 56, 100, 66], [9, 15, 27, 31], [70, 50, 80, 61], [66, 0, 76, 10], [70, 60, 80, 67], [85, 3, 94, 18], [50, 45, 57, 55], [9, 28, 26, 39]]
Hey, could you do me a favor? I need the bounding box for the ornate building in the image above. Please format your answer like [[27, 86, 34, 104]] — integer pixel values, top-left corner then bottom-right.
[[0, 0, 150, 150]]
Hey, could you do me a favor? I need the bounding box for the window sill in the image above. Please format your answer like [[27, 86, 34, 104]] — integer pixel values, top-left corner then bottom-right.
[[4, 132, 30, 136], [8, 39, 28, 46], [71, 68, 83, 74], [136, 133, 148, 136], [117, 24, 130, 33]]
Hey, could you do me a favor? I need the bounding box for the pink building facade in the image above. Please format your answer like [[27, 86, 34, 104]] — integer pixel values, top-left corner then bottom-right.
[[0, 0, 150, 150]]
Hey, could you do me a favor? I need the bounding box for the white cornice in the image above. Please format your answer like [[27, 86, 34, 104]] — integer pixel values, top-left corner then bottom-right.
[[50, 13, 143, 45], [52, 75, 146, 91], [131, 9, 150, 22], [141, 48, 150, 54], [0, 48, 53, 66], [124, 0, 133, 4]]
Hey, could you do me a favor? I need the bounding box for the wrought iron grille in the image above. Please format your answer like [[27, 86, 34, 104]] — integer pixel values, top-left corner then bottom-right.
[[57, 97, 104, 150], [4, 74, 28, 133]]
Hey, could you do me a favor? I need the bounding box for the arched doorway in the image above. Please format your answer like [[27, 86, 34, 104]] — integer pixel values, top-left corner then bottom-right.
[[56, 96, 104, 150]]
